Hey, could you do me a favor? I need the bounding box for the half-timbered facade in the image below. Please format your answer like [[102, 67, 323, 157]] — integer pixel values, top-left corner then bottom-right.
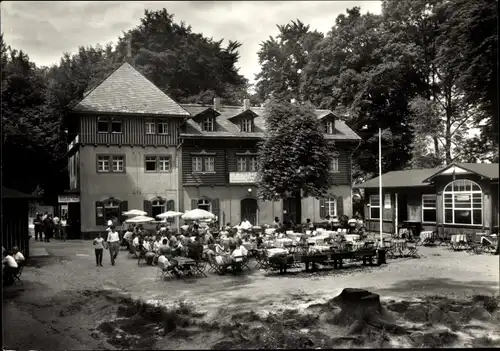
[[178, 98, 362, 225], [62, 62, 362, 237]]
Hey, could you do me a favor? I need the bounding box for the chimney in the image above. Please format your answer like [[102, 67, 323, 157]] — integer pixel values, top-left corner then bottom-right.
[[243, 98, 251, 110], [213, 97, 221, 110]]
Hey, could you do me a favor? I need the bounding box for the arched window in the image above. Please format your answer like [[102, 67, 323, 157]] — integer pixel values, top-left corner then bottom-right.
[[151, 197, 166, 218], [95, 197, 126, 226], [198, 199, 211, 212], [443, 179, 482, 225]]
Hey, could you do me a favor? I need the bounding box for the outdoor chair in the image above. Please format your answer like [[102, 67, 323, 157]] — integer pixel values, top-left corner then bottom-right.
[[406, 242, 419, 258], [241, 255, 252, 271], [254, 249, 269, 270], [13, 264, 24, 286], [191, 255, 208, 277], [208, 256, 227, 275], [156, 261, 175, 281], [137, 251, 147, 266]]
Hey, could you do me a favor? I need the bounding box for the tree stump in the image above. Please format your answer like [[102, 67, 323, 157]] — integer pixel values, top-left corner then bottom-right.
[[329, 288, 383, 325]]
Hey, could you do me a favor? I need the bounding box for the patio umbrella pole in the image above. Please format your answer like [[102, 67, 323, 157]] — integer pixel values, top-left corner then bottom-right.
[[379, 128, 383, 244]]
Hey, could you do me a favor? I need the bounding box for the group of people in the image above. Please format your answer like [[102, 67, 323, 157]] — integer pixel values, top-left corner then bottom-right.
[[2, 246, 25, 286], [33, 212, 68, 242]]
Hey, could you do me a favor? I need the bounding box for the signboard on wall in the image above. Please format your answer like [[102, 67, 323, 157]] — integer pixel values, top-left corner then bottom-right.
[[58, 195, 80, 203], [229, 172, 257, 184], [384, 194, 391, 209]]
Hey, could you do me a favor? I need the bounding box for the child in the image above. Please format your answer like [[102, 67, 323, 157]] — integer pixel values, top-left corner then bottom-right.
[[93, 232, 104, 267]]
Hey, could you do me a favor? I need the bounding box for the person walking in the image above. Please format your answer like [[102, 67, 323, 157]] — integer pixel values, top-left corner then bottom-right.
[[60, 215, 68, 242], [93, 232, 104, 266], [106, 225, 120, 266], [43, 214, 53, 242]]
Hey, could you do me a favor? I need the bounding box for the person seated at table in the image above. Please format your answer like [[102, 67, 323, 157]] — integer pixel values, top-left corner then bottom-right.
[[305, 218, 314, 230], [12, 246, 25, 264], [158, 250, 181, 277], [237, 239, 248, 257], [123, 227, 134, 248], [137, 238, 147, 255], [132, 233, 142, 248], [187, 236, 204, 260], [169, 237, 183, 257], [255, 233, 264, 248], [3, 250, 19, 286]]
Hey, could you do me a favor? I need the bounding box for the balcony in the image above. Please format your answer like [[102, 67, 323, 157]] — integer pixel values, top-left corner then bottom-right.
[[229, 172, 258, 184]]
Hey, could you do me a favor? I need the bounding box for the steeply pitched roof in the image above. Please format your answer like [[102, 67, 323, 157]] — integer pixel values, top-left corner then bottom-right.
[[72, 63, 189, 117], [423, 163, 499, 182], [354, 163, 499, 189], [354, 167, 443, 189], [179, 104, 361, 141]]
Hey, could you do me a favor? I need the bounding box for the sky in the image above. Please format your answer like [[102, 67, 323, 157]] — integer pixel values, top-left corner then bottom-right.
[[1, 1, 381, 84]]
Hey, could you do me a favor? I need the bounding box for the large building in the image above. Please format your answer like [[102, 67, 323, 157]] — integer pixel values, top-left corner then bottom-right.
[[61, 63, 361, 238]]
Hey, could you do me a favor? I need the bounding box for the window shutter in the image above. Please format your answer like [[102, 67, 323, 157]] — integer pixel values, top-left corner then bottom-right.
[[119, 201, 128, 224], [336, 196, 344, 216], [319, 198, 326, 219], [143, 200, 152, 217], [191, 199, 198, 210], [96, 201, 105, 226], [211, 198, 220, 219], [167, 200, 175, 211]]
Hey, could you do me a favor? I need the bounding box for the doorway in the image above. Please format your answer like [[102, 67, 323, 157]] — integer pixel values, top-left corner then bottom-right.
[[241, 198, 258, 225], [282, 197, 299, 224], [67, 202, 81, 239]]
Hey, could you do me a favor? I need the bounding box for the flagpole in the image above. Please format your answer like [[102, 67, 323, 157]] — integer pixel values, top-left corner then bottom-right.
[[379, 128, 383, 244]]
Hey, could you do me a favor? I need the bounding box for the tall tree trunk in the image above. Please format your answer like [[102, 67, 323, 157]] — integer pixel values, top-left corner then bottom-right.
[[433, 136, 439, 156], [295, 191, 302, 225], [444, 85, 453, 164]]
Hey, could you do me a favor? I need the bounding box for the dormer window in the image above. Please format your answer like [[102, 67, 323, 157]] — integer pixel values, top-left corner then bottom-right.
[[325, 120, 334, 134], [202, 117, 214, 132], [241, 118, 253, 132]]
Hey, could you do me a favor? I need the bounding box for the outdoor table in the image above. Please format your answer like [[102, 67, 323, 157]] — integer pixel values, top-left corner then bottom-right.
[[391, 239, 407, 257], [265, 228, 277, 235], [274, 238, 293, 247], [307, 235, 329, 245], [419, 231, 436, 245], [451, 234, 467, 243], [344, 234, 360, 242], [266, 248, 288, 257], [352, 241, 365, 251]]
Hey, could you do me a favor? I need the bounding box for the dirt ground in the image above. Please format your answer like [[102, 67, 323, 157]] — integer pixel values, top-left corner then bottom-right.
[[3, 239, 499, 350]]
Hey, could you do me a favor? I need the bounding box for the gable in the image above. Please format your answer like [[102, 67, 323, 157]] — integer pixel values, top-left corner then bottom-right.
[[441, 165, 471, 175], [72, 63, 189, 116]]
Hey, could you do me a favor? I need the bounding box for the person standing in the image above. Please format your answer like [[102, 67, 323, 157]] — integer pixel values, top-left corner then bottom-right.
[[34, 213, 43, 241], [60, 215, 68, 241], [93, 232, 104, 266], [43, 214, 53, 242], [53, 215, 60, 239], [106, 225, 120, 266]]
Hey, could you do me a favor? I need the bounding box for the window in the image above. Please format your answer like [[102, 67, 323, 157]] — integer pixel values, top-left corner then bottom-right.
[[204, 157, 215, 172], [145, 120, 155, 134], [158, 122, 168, 134], [104, 199, 121, 223], [198, 199, 211, 212], [249, 156, 258, 171], [202, 117, 214, 132], [145, 156, 157, 172], [192, 154, 215, 173], [443, 179, 482, 225], [325, 121, 334, 134], [151, 198, 166, 218], [192, 156, 203, 172], [158, 156, 171, 172], [325, 196, 337, 217], [422, 194, 437, 222], [97, 118, 109, 133], [369, 195, 380, 219], [241, 118, 253, 132], [97, 155, 125, 173], [111, 119, 122, 133], [237, 157, 247, 172], [330, 157, 339, 172]]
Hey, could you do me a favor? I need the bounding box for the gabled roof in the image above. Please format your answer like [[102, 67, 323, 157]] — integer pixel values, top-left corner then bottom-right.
[[422, 163, 499, 182], [179, 104, 361, 140], [354, 163, 499, 189], [3, 186, 40, 199], [353, 167, 442, 189], [72, 63, 189, 117]]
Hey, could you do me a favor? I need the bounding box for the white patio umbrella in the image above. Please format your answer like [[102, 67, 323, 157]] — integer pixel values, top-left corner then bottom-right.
[[156, 211, 184, 219], [124, 215, 155, 224], [122, 209, 147, 217], [181, 208, 215, 221]]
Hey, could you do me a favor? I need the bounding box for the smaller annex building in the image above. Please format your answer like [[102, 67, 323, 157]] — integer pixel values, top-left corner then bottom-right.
[[354, 163, 499, 236]]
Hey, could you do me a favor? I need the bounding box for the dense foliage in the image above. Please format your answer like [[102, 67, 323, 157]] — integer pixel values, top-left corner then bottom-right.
[[255, 0, 498, 182], [257, 99, 334, 222], [1, 9, 248, 198]]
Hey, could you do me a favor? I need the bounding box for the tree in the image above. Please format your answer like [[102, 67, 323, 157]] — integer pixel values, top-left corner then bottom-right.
[[255, 19, 323, 102], [257, 99, 334, 223]]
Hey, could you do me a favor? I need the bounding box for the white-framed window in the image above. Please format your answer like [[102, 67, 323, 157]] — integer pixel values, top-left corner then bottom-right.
[[369, 195, 380, 219], [325, 120, 334, 134], [204, 157, 215, 172], [103, 198, 121, 223], [202, 117, 214, 132], [241, 118, 252, 132], [97, 155, 124, 173], [145, 120, 155, 134], [249, 156, 258, 171], [158, 156, 171, 172], [192, 156, 203, 172], [325, 196, 337, 217], [443, 179, 482, 225], [97, 118, 109, 133], [237, 157, 247, 172], [145, 156, 157, 172], [158, 122, 168, 134], [151, 198, 166, 218], [97, 156, 110, 172], [198, 199, 211, 212], [112, 156, 124, 172], [422, 194, 437, 223], [111, 119, 122, 133], [330, 157, 339, 172]]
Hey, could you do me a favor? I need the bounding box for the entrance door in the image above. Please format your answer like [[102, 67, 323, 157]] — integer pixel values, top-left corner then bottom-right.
[[282, 198, 298, 224], [397, 194, 408, 223], [67, 202, 81, 239], [241, 198, 258, 225]]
